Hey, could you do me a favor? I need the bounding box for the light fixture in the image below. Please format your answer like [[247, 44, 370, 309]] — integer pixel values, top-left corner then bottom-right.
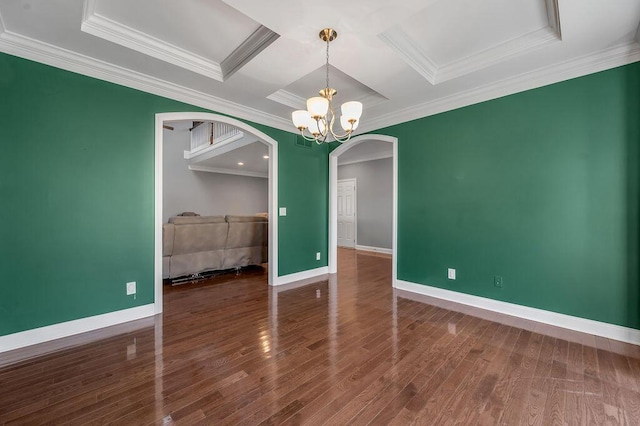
[[263, 155, 269, 159], [237, 162, 244, 166], [291, 28, 362, 144]]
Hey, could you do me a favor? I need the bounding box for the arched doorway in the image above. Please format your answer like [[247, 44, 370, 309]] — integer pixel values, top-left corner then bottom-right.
[[328, 134, 398, 286], [154, 112, 280, 314]]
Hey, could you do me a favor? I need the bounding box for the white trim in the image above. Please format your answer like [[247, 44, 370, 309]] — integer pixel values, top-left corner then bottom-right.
[[81, 0, 224, 81], [338, 151, 393, 166], [219, 26, 279, 79], [329, 134, 398, 288], [188, 164, 267, 179], [0, 26, 292, 133], [396, 280, 640, 346], [355, 244, 392, 255], [155, 112, 279, 313], [273, 266, 329, 286], [267, 89, 306, 110], [0, 304, 155, 354], [357, 42, 640, 134]]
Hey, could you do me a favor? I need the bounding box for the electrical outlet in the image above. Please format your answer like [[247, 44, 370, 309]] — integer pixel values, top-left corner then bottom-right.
[[447, 268, 456, 280], [494, 276, 503, 288], [316, 252, 321, 261], [126, 281, 136, 295]]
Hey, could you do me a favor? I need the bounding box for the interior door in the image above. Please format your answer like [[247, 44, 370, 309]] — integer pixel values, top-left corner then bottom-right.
[[337, 179, 356, 248]]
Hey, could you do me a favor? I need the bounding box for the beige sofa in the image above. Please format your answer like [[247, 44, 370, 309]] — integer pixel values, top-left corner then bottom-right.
[[162, 215, 267, 279]]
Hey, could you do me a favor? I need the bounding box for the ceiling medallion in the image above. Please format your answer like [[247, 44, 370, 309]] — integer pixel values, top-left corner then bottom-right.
[[291, 28, 363, 144]]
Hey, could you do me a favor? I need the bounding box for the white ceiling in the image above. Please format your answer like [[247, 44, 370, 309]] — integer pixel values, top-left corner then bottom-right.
[[190, 140, 269, 178], [1, 0, 639, 135]]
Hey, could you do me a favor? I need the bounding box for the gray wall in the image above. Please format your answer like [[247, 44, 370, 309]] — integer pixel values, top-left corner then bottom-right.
[[338, 157, 392, 249], [163, 128, 268, 223]]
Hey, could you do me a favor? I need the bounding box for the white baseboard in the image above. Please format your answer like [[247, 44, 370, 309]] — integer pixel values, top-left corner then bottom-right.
[[355, 244, 393, 255], [0, 304, 156, 354], [273, 266, 329, 286], [395, 280, 640, 346]]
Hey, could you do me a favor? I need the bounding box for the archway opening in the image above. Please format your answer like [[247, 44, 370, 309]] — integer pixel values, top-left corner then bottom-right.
[[328, 134, 398, 286], [154, 112, 279, 314]]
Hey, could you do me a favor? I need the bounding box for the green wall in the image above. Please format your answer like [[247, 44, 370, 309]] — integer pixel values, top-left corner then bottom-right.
[[379, 62, 640, 329], [0, 53, 327, 336]]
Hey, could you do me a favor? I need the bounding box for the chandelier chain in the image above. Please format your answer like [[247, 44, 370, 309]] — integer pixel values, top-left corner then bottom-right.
[[325, 38, 330, 90]]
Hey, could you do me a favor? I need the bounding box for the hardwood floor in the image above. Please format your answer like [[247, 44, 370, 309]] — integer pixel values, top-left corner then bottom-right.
[[2, 248, 640, 425]]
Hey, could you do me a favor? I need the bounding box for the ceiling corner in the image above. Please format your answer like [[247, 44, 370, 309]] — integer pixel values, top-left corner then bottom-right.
[[378, 27, 437, 85]]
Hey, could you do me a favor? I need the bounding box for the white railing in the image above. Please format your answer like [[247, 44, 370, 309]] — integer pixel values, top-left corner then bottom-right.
[[190, 122, 242, 152]]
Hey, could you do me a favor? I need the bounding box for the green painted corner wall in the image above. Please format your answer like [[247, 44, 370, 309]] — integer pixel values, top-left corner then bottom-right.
[[377, 62, 640, 329], [0, 53, 327, 336]]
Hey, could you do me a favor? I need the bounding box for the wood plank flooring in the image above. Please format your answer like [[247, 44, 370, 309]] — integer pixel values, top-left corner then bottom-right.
[[2, 248, 640, 425]]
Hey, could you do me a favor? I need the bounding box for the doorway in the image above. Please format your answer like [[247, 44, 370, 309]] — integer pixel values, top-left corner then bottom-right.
[[328, 134, 398, 286], [337, 178, 357, 248], [154, 112, 280, 315]]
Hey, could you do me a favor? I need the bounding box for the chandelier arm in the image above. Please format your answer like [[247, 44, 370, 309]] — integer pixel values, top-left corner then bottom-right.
[[299, 129, 317, 142]]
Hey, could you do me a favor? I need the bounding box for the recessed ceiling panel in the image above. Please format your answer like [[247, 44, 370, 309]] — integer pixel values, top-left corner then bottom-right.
[[268, 65, 388, 110], [413, 0, 549, 64], [380, 0, 561, 84]]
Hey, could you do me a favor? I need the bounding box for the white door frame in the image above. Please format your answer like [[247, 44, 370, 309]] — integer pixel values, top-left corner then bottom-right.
[[329, 134, 398, 287], [154, 112, 279, 314], [337, 178, 357, 248]]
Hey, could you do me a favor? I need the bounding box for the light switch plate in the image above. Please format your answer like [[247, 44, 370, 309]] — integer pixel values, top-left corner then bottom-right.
[[279, 207, 287, 216]]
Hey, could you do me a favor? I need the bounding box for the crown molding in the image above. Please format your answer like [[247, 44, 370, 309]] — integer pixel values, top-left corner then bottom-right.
[[221, 25, 279, 80], [188, 164, 267, 179], [81, 0, 224, 81], [338, 150, 392, 166], [358, 41, 640, 134], [267, 89, 306, 109], [546, 0, 562, 37], [379, 28, 438, 84], [0, 25, 293, 133], [439, 27, 559, 84]]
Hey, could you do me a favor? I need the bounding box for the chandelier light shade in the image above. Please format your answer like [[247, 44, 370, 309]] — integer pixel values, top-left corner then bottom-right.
[[291, 28, 363, 144]]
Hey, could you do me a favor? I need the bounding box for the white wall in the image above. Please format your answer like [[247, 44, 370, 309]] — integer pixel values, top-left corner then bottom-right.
[[338, 157, 392, 249], [163, 128, 268, 222]]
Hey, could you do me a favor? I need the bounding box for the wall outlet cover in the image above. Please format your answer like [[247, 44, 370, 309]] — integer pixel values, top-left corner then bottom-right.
[[279, 207, 287, 216], [316, 252, 321, 260], [494, 276, 503, 288], [447, 268, 456, 280], [126, 281, 136, 295]]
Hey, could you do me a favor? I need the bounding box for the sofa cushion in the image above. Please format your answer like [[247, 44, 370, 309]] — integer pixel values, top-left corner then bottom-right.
[[172, 222, 229, 255]]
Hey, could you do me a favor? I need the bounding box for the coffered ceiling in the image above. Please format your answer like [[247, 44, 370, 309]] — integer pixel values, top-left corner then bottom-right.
[[1, 0, 639, 135]]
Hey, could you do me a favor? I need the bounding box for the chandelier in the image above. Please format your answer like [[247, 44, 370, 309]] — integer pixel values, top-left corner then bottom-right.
[[291, 28, 363, 144]]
